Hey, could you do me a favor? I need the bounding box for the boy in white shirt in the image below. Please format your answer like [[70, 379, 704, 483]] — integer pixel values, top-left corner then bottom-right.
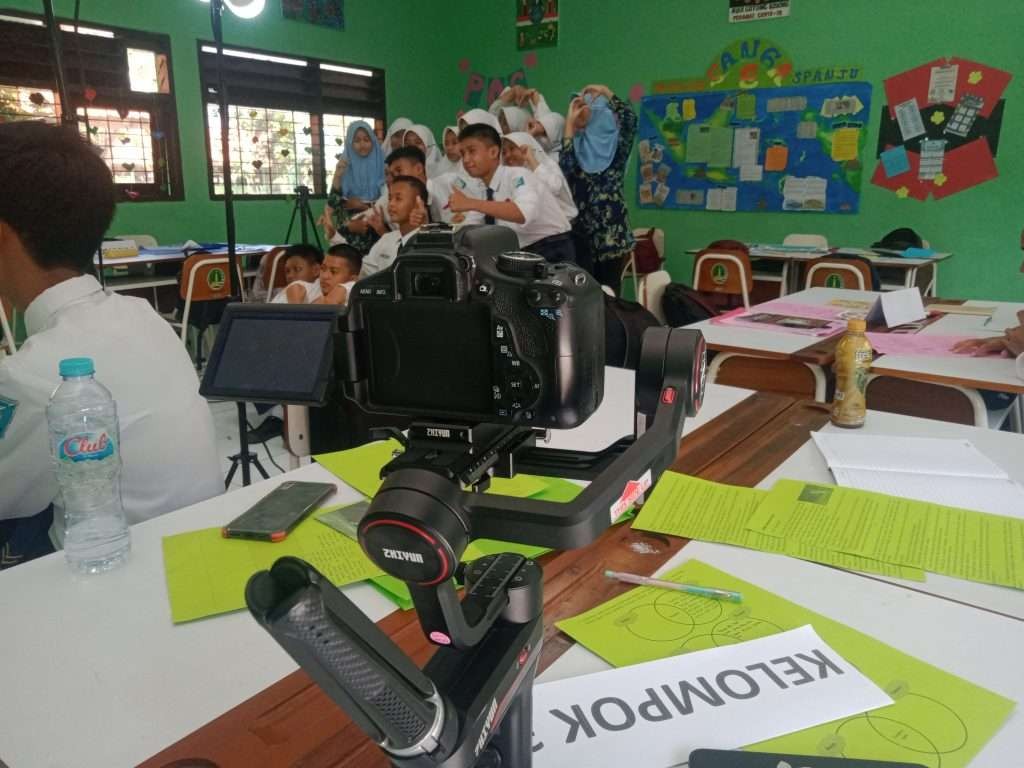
[[386, 146, 456, 225], [315, 244, 362, 305], [271, 244, 323, 304], [448, 123, 574, 264], [361, 176, 428, 277]]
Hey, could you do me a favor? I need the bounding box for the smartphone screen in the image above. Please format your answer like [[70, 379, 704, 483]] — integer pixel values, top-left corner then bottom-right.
[[222, 480, 336, 542]]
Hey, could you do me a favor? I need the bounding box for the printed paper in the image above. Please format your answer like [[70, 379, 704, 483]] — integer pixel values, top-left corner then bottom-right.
[[740, 164, 764, 182], [831, 126, 861, 162], [732, 127, 760, 168], [894, 98, 927, 141], [682, 98, 697, 121], [782, 175, 827, 211], [918, 139, 947, 180], [928, 64, 959, 104], [686, 124, 712, 163]]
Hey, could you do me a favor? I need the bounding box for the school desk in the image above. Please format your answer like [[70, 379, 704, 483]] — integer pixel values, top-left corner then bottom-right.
[[121, 393, 1021, 767]]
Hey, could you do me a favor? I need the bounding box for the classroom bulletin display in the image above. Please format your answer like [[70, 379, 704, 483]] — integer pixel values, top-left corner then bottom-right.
[[638, 38, 873, 215], [637, 82, 873, 215], [871, 57, 1011, 201]]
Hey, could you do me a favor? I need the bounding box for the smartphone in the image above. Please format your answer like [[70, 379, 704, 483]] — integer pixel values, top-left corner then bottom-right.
[[689, 750, 926, 768], [222, 480, 337, 542]]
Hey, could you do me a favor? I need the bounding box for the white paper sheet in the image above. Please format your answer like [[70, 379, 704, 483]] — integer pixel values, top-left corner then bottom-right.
[[532, 625, 891, 768], [928, 64, 959, 104], [739, 164, 764, 182], [894, 97, 927, 141], [732, 128, 761, 168], [782, 176, 827, 211], [813, 432, 1024, 520], [865, 287, 927, 328]]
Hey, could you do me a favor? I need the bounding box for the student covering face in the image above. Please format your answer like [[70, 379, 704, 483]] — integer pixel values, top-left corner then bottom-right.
[[403, 124, 445, 177], [384, 117, 413, 151]]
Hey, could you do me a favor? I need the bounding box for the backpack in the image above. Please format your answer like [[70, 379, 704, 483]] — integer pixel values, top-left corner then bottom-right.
[[633, 229, 663, 274], [604, 294, 661, 369], [661, 283, 717, 327], [872, 227, 923, 251]]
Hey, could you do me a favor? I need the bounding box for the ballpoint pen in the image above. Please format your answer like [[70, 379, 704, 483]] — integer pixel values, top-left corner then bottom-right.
[[604, 570, 743, 603]]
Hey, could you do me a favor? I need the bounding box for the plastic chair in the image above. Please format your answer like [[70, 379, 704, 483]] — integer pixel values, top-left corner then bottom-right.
[[259, 246, 290, 302], [804, 257, 872, 291], [0, 297, 16, 356], [622, 228, 666, 300], [864, 374, 991, 428], [637, 269, 671, 324], [709, 352, 827, 402], [168, 253, 243, 367], [693, 245, 754, 310]]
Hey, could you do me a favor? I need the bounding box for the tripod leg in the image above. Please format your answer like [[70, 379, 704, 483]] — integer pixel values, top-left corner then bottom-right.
[[303, 201, 323, 251], [224, 458, 238, 489], [248, 453, 272, 481], [284, 201, 299, 244]]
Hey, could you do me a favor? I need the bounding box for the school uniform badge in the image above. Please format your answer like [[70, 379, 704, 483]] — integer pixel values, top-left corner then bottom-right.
[[514, 176, 526, 188], [0, 395, 17, 439]]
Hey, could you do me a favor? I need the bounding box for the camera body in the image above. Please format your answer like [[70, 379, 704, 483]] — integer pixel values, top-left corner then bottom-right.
[[339, 224, 604, 429]]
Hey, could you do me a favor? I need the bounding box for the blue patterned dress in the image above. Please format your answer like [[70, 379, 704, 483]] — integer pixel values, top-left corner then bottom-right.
[[559, 96, 637, 266]]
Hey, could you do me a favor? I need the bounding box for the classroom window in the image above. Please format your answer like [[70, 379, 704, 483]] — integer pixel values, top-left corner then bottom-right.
[[0, 12, 184, 202], [198, 42, 386, 199]]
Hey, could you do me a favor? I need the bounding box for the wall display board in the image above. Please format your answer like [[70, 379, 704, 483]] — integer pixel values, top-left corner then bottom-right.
[[871, 57, 1011, 201], [638, 81, 872, 214]]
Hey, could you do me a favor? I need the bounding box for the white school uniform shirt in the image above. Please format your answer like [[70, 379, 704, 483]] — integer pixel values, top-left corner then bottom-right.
[[271, 280, 323, 304], [360, 228, 421, 278], [0, 275, 222, 536], [453, 165, 571, 248]]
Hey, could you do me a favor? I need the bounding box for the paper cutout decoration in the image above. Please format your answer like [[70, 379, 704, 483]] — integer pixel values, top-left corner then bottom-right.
[[281, 0, 344, 29], [872, 57, 1011, 200], [516, 0, 558, 50]]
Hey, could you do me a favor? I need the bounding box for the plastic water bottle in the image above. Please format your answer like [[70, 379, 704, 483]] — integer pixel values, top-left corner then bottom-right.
[[47, 357, 130, 574]]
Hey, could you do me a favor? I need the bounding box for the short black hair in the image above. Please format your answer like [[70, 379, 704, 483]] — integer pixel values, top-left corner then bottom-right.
[[385, 145, 426, 167], [458, 123, 501, 147], [390, 175, 429, 205], [326, 242, 362, 274], [283, 242, 322, 265], [0, 121, 115, 273]]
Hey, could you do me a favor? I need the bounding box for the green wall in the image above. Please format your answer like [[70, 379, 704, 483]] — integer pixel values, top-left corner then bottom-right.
[[3, 0, 466, 245], [456, 0, 1024, 301]]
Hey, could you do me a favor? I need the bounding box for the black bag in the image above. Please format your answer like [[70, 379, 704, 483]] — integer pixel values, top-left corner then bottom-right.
[[872, 227, 923, 251], [661, 283, 717, 327], [604, 294, 661, 369]]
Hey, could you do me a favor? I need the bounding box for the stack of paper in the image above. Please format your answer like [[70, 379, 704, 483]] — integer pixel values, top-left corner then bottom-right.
[[812, 433, 1024, 519]]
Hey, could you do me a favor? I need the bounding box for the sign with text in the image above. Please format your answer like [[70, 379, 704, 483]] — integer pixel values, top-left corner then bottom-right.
[[532, 626, 891, 768], [730, 0, 791, 23]]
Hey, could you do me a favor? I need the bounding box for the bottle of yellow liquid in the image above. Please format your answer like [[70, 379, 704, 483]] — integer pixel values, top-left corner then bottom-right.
[[831, 318, 872, 428]]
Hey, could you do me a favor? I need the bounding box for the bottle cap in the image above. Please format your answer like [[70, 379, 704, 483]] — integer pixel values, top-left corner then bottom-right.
[[59, 357, 95, 377], [846, 318, 867, 332]]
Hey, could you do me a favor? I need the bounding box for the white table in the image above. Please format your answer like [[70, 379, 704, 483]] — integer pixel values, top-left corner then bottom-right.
[[97, 245, 273, 294], [0, 378, 750, 768], [540, 541, 1024, 768], [757, 408, 1024, 621]]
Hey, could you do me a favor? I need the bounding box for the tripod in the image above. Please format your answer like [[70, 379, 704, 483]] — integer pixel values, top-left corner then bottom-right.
[[285, 185, 323, 250], [223, 401, 270, 489]]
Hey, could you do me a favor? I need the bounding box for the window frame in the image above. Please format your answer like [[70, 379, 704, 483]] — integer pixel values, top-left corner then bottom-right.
[[0, 9, 185, 203], [197, 40, 386, 201]]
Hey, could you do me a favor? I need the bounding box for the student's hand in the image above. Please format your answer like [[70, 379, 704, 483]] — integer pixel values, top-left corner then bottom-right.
[[363, 206, 385, 235], [498, 86, 516, 105], [448, 187, 476, 214], [1007, 324, 1024, 356], [318, 210, 337, 239], [523, 88, 539, 107], [523, 145, 540, 171], [343, 196, 367, 211], [951, 332, 1023, 357], [324, 284, 348, 305], [284, 283, 307, 304], [335, 156, 349, 176], [346, 217, 370, 235], [582, 84, 614, 100], [409, 197, 428, 228], [565, 97, 588, 138]]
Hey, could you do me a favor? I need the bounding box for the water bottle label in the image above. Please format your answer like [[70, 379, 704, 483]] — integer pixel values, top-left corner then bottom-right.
[[57, 431, 115, 463]]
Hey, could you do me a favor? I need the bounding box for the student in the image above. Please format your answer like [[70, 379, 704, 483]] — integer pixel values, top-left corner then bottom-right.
[[314, 244, 363, 305], [361, 176, 428, 278], [0, 122, 221, 566], [385, 146, 454, 224], [449, 124, 574, 264], [489, 89, 531, 134], [501, 131, 577, 223], [437, 125, 462, 175], [323, 120, 386, 254], [525, 88, 566, 161], [560, 84, 637, 293], [271, 243, 323, 305], [458, 108, 502, 133], [383, 117, 413, 151], [403, 124, 445, 178]]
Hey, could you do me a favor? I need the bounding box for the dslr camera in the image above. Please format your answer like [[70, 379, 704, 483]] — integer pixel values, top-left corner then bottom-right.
[[339, 224, 604, 429]]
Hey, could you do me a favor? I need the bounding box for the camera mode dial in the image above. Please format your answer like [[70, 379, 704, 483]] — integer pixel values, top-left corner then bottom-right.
[[497, 251, 545, 277]]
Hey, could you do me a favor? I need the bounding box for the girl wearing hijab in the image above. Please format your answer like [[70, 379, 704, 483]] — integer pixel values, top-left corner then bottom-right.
[[384, 117, 413, 151], [560, 84, 637, 294], [323, 120, 386, 254], [403, 124, 445, 178], [501, 131, 577, 223], [526, 89, 566, 162], [434, 125, 461, 175], [457, 108, 501, 133]]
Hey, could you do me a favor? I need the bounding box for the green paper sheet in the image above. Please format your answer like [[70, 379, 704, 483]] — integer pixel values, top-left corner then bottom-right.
[[162, 510, 383, 623], [633, 472, 924, 581], [314, 439, 550, 499], [556, 560, 1014, 767], [749, 479, 1024, 590]]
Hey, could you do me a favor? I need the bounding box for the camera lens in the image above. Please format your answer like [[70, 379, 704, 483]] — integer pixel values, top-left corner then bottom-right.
[[413, 272, 445, 297]]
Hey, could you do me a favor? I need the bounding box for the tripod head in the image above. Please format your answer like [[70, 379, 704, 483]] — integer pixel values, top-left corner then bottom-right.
[[246, 327, 706, 766]]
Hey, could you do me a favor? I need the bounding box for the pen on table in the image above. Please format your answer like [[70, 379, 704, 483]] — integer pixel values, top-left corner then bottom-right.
[[604, 570, 743, 603], [982, 315, 992, 327]]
